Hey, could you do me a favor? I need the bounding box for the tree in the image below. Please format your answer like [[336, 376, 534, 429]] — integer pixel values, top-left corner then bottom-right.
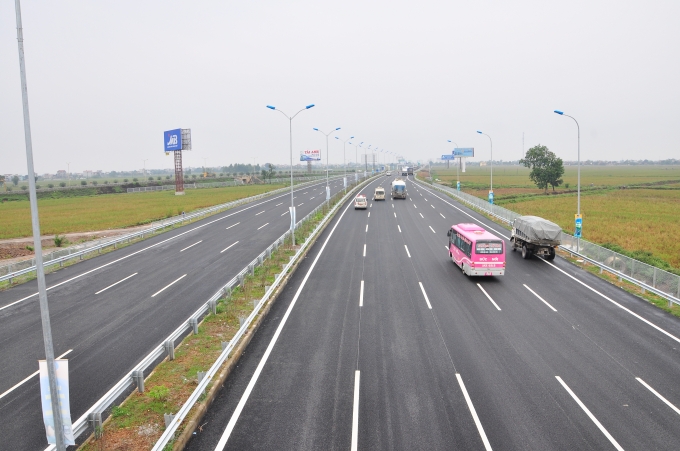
[[520, 144, 565, 192], [266, 163, 276, 183], [12, 175, 19, 186]]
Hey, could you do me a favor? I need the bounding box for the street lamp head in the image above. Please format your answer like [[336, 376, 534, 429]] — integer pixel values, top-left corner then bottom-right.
[[350, 136, 354, 139], [313, 128, 319, 131], [476, 130, 482, 134], [335, 136, 340, 140], [335, 127, 341, 131], [554, 110, 564, 115], [447, 140, 452, 142], [266, 105, 276, 110], [306, 104, 315, 109]]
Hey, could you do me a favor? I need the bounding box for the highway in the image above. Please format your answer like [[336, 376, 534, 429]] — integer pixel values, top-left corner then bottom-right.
[[0, 176, 356, 450], [186, 175, 680, 451]]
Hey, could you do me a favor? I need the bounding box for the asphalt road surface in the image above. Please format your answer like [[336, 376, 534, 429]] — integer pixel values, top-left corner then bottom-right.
[[0, 176, 358, 450], [186, 175, 680, 451]]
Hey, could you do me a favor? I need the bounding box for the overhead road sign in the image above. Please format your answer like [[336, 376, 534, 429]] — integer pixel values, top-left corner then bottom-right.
[[453, 148, 474, 157]]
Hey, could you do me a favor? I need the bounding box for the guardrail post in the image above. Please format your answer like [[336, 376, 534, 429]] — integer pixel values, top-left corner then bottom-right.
[[164, 413, 175, 429], [208, 299, 217, 315], [221, 341, 229, 351], [253, 299, 258, 309], [238, 315, 245, 328], [237, 274, 244, 287], [249, 264, 255, 276], [88, 412, 103, 438], [197, 371, 206, 386], [164, 340, 175, 360], [189, 318, 199, 335], [132, 370, 145, 393], [653, 267, 657, 288]]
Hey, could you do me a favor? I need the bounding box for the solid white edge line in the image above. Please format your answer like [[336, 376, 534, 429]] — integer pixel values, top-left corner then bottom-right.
[[477, 284, 501, 311], [225, 222, 240, 230], [404, 245, 411, 258], [179, 240, 203, 252], [539, 259, 680, 344], [257, 223, 269, 230], [398, 225, 401, 233], [556, 376, 624, 451], [220, 241, 240, 254], [363, 244, 366, 257], [0, 349, 73, 400], [456, 373, 493, 451], [255, 210, 265, 216], [360, 280, 364, 307], [213, 196, 356, 451], [429, 226, 436, 234], [151, 274, 187, 298], [418, 282, 433, 309], [351, 370, 361, 451], [636, 377, 680, 416], [95, 273, 138, 295], [523, 284, 557, 312]]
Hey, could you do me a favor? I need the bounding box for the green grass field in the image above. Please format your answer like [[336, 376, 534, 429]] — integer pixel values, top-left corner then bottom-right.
[[0, 184, 286, 239], [427, 165, 680, 268]]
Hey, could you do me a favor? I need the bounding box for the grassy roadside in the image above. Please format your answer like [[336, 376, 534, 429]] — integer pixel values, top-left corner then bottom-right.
[[417, 177, 680, 319], [76, 182, 359, 451]]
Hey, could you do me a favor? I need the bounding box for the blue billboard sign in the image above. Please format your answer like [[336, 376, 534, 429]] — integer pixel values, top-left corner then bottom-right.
[[453, 148, 474, 157], [574, 214, 582, 238], [164, 129, 182, 152], [441, 155, 455, 160]]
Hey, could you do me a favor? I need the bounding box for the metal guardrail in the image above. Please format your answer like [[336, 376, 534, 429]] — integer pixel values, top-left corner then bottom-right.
[[415, 176, 680, 308], [0, 176, 344, 284], [41, 174, 372, 451]]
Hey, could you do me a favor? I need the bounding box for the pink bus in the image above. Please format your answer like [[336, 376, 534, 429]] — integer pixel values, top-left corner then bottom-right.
[[447, 223, 506, 276]]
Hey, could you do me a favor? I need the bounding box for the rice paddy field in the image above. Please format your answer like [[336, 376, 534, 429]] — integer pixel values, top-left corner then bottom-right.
[[0, 184, 286, 240], [430, 165, 680, 268]]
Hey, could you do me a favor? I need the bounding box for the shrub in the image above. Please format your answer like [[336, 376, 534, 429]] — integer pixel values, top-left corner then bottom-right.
[[157, 176, 161, 181], [6, 186, 12, 191], [124, 178, 129, 183], [148, 385, 169, 401], [59, 182, 66, 187], [565, 183, 570, 189], [165, 175, 171, 180], [26, 245, 33, 251], [21, 185, 28, 190], [48, 183, 54, 188], [92, 181, 98, 186], [104, 180, 109, 185], [54, 234, 67, 247], [148, 177, 154, 181], [113, 179, 118, 183], [35, 185, 41, 189], [133, 178, 138, 182], [81, 180, 87, 186]]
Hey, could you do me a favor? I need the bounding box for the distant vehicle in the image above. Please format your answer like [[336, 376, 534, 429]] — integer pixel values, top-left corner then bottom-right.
[[407, 167, 414, 175], [374, 186, 385, 200], [386, 170, 392, 176], [354, 194, 368, 210], [510, 215, 561, 260], [447, 223, 505, 276], [391, 178, 407, 199], [401, 166, 409, 176]]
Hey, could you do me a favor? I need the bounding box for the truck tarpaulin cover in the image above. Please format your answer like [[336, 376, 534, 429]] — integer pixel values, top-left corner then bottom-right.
[[514, 216, 562, 243]]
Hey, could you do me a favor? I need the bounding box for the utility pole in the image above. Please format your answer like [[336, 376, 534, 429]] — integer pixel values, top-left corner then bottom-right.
[[14, 1, 66, 448]]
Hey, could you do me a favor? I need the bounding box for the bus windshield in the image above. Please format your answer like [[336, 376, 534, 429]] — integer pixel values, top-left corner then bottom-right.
[[475, 240, 503, 254]]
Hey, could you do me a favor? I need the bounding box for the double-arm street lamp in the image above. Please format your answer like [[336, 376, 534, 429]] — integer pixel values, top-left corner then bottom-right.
[[554, 109, 582, 251], [313, 126, 341, 199], [476, 130, 494, 204], [266, 103, 315, 246], [335, 135, 354, 192]]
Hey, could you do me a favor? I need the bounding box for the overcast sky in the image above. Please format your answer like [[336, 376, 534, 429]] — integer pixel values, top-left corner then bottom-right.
[[1, 0, 679, 175]]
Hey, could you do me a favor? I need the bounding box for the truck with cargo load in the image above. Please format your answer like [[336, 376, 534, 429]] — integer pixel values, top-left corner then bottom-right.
[[510, 215, 562, 260], [391, 179, 407, 199]]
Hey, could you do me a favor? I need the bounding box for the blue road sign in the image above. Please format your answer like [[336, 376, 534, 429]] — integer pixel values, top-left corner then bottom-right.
[[488, 190, 494, 204], [453, 148, 474, 157], [456, 181, 460, 191], [441, 155, 455, 160], [575, 214, 582, 238], [164, 129, 182, 152]]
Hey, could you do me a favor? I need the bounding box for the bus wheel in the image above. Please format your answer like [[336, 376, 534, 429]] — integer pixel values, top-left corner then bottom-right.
[[522, 244, 531, 259]]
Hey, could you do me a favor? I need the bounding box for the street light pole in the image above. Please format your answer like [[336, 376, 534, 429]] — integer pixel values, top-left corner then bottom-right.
[[66, 162, 71, 187], [313, 126, 341, 200], [14, 1, 67, 448], [554, 110, 581, 251], [142, 159, 148, 177], [335, 135, 354, 193], [267, 103, 315, 246]]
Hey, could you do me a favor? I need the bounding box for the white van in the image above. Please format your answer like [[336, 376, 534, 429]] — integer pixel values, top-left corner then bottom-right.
[[374, 187, 386, 200]]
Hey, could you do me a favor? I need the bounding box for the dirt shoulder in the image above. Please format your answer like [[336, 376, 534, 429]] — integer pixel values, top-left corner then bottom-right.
[[0, 225, 154, 265]]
